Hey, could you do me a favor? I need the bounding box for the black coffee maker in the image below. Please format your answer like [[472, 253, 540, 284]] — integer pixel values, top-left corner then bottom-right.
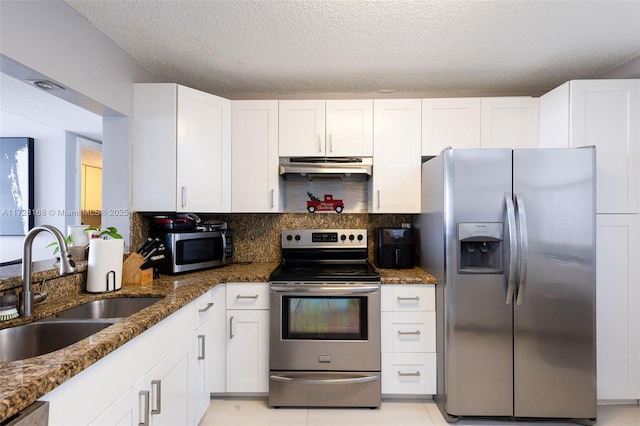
[[376, 228, 414, 269]]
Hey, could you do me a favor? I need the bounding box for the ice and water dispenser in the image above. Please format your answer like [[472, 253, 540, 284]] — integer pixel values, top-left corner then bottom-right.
[[457, 223, 503, 273]]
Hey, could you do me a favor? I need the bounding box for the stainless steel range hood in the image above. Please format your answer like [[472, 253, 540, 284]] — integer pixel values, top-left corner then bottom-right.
[[279, 157, 372, 181]]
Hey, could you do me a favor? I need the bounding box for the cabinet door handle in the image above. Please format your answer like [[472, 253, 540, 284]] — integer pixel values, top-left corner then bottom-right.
[[230, 316, 234, 339], [151, 379, 162, 415], [397, 330, 421, 336], [181, 186, 187, 207], [138, 390, 150, 426], [397, 296, 420, 301], [377, 190, 381, 209], [198, 302, 214, 313], [329, 134, 333, 153], [198, 334, 206, 360], [397, 371, 421, 377], [236, 294, 259, 299], [270, 189, 275, 209], [317, 134, 322, 153]]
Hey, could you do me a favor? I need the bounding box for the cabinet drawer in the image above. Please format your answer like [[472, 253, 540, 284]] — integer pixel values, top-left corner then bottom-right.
[[381, 285, 435, 312], [381, 311, 436, 353], [226, 283, 270, 310], [194, 290, 215, 328], [381, 352, 436, 395]]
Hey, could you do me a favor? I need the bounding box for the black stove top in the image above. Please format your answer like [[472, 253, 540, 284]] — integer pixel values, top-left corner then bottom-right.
[[269, 261, 380, 282], [270, 229, 381, 283]]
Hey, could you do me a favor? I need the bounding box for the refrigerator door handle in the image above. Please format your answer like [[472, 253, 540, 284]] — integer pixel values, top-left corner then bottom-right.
[[505, 192, 517, 305], [514, 193, 529, 305]]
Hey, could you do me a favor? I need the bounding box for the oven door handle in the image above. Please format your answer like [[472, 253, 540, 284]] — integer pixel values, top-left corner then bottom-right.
[[269, 285, 380, 294], [269, 374, 380, 385]]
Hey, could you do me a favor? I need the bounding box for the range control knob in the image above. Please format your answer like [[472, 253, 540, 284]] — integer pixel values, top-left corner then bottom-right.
[[286, 235, 293, 241], [295, 235, 301, 241], [349, 234, 355, 241], [340, 234, 347, 241], [357, 234, 364, 241]]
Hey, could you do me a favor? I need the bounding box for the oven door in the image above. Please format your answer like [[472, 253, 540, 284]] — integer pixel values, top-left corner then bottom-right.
[[269, 283, 380, 372]]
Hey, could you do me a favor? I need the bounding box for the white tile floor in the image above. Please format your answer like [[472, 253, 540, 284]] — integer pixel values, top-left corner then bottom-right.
[[199, 397, 640, 426]]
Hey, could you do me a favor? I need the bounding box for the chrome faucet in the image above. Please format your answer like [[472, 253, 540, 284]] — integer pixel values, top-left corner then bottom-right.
[[20, 225, 77, 317]]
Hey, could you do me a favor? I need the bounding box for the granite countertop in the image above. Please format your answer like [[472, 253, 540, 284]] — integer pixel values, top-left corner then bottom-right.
[[0, 262, 435, 421]]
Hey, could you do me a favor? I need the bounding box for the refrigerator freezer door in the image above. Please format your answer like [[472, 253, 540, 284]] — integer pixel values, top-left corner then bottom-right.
[[443, 149, 515, 417], [512, 148, 596, 419]]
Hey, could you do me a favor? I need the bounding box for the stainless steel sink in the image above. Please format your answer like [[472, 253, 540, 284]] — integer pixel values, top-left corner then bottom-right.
[[0, 320, 114, 363], [0, 297, 163, 363], [47, 297, 163, 320]]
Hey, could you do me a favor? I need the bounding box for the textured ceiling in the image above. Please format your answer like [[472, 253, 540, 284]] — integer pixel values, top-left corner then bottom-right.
[[64, 0, 640, 98]]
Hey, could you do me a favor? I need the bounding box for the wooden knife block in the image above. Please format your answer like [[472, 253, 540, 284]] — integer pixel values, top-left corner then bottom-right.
[[122, 253, 153, 286]]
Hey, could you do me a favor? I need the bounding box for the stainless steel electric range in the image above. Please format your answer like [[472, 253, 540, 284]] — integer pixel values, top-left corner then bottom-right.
[[268, 229, 381, 408]]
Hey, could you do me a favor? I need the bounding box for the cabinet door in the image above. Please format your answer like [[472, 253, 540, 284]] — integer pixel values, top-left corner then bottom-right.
[[226, 309, 270, 393], [232, 100, 281, 212], [371, 99, 422, 213], [132, 83, 178, 211], [480, 97, 539, 149], [279, 100, 326, 156], [176, 85, 231, 212], [89, 389, 136, 426], [326, 99, 373, 156], [191, 321, 211, 424], [135, 340, 191, 426], [596, 214, 640, 400], [570, 80, 640, 214], [210, 285, 227, 393], [421, 98, 481, 156]]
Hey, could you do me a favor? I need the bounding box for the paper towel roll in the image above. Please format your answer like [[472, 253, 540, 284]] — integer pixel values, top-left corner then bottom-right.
[[86, 239, 124, 293]]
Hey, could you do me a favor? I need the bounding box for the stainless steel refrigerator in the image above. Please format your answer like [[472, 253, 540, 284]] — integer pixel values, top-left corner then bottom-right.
[[415, 148, 596, 424]]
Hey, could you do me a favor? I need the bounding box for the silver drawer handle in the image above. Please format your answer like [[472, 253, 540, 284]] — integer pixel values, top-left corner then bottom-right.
[[198, 302, 214, 313], [398, 371, 421, 377], [397, 296, 420, 301], [236, 294, 259, 299], [398, 330, 421, 336]]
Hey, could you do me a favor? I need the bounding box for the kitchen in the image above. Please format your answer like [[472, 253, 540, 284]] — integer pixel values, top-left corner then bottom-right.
[[1, 1, 639, 425]]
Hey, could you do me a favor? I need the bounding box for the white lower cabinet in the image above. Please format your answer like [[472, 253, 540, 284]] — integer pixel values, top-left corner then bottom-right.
[[225, 283, 270, 393], [133, 339, 190, 426], [380, 284, 436, 396], [596, 214, 640, 400], [41, 293, 212, 426]]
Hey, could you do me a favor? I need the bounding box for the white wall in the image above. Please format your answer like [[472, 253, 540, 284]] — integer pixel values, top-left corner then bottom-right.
[[0, 0, 159, 251], [0, 111, 72, 262], [0, 0, 157, 117]]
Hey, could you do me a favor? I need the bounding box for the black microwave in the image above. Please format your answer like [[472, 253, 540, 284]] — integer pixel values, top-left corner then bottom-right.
[[152, 229, 233, 274]]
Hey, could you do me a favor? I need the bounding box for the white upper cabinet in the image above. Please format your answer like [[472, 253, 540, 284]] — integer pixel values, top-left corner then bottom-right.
[[422, 98, 481, 156], [279, 99, 373, 157], [479, 97, 539, 149], [231, 100, 281, 212], [325, 100, 374, 156], [132, 83, 231, 213], [371, 99, 422, 214], [421, 97, 539, 156], [539, 79, 640, 213]]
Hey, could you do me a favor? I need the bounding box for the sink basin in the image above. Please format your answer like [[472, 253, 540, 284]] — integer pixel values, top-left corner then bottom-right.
[[0, 320, 114, 363], [49, 297, 163, 320]]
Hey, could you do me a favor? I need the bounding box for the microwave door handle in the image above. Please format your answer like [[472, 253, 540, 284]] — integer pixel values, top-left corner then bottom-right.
[[222, 233, 227, 263]]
